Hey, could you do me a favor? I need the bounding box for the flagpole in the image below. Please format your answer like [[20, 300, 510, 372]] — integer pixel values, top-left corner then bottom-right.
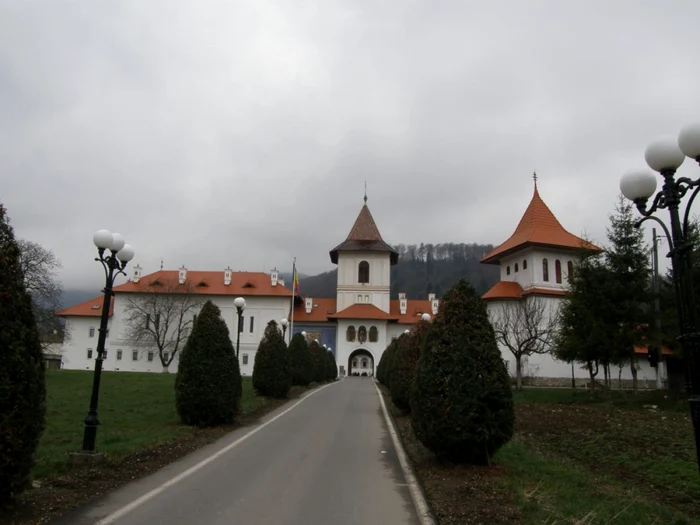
[[289, 257, 296, 344]]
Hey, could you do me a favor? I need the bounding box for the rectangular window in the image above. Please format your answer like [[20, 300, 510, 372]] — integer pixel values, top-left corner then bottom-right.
[[117, 350, 123, 360], [103, 350, 108, 359], [365, 295, 370, 303], [155, 313, 161, 328], [242, 353, 249, 365], [163, 352, 169, 362], [145, 314, 151, 329], [89, 327, 95, 338], [357, 294, 362, 302], [147, 352, 154, 362], [132, 351, 138, 361], [249, 316, 254, 333], [87, 349, 93, 359]]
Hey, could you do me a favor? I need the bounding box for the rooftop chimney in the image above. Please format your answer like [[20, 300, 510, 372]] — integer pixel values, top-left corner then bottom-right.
[[431, 297, 439, 315], [271, 268, 279, 287], [132, 264, 142, 283], [224, 266, 232, 286], [178, 266, 187, 284], [305, 297, 313, 314], [399, 292, 407, 315], [428, 293, 436, 301]]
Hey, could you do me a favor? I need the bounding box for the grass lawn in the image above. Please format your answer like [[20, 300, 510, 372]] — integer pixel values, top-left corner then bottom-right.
[[388, 387, 700, 525], [35, 370, 265, 480]]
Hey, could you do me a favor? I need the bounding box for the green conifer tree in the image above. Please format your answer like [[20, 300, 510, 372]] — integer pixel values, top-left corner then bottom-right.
[[0, 202, 46, 502], [390, 320, 430, 412], [411, 278, 514, 464], [175, 301, 241, 426], [288, 333, 313, 386], [252, 321, 292, 398]]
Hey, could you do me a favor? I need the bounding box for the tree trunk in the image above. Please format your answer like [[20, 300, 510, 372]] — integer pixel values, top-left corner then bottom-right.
[[603, 364, 609, 387], [618, 366, 622, 390], [515, 356, 523, 391], [588, 364, 596, 391], [162, 364, 170, 373], [631, 361, 638, 393]]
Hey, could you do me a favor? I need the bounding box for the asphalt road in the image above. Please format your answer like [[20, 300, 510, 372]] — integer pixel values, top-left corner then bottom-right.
[[55, 378, 421, 525]]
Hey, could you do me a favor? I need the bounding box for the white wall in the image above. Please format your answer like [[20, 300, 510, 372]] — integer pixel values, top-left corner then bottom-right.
[[336, 251, 391, 313], [334, 319, 389, 374], [487, 297, 665, 385], [499, 247, 578, 293], [61, 294, 292, 375]]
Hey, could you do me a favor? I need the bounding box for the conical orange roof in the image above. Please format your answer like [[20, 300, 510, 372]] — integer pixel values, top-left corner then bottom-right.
[[481, 181, 601, 265], [330, 201, 399, 265]]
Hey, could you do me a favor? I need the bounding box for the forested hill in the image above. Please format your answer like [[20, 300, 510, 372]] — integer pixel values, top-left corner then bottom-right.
[[298, 242, 500, 300]]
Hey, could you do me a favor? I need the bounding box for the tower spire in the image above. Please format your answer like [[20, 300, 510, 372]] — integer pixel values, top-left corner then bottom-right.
[[364, 181, 367, 204]]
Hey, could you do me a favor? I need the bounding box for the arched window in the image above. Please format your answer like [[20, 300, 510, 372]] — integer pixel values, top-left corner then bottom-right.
[[567, 261, 574, 282], [346, 325, 356, 342], [523, 259, 528, 270], [542, 258, 549, 282], [358, 326, 367, 344], [506, 266, 511, 275], [369, 326, 378, 342], [555, 260, 562, 284], [515, 263, 519, 272], [358, 261, 370, 283]]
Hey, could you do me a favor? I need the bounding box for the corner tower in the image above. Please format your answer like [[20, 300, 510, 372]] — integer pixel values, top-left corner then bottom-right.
[[329, 198, 398, 313]]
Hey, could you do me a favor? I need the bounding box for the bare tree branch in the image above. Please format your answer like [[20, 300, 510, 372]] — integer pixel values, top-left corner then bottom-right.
[[490, 296, 559, 390], [17, 239, 66, 351], [122, 281, 204, 372]]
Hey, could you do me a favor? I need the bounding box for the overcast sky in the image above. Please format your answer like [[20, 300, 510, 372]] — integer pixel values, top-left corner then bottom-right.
[[2, 0, 699, 293]]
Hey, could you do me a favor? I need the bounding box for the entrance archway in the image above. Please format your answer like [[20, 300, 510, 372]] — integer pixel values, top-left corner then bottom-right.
[[348, 349, 374, 376]]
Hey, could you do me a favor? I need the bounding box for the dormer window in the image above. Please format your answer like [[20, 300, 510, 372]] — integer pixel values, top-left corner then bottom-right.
[[542, 258, 549, 282], [358, 261, 370, 284]]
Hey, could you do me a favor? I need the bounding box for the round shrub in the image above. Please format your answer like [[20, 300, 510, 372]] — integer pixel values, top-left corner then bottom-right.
[[0, 203, 46, 503], [175, 301, 242, 427], [253, 321, 292, 398], [288, 333, 313, 386], [390, 320, 430, 412], [411, 278, 514, 464]]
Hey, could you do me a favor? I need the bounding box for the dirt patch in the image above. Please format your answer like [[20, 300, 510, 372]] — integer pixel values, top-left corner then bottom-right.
[[388, 398, 521, 525], [0, 385, 312, 525]]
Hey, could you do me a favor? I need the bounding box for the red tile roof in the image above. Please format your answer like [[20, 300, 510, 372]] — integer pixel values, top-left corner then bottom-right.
[[290, 298, 436, 324], [481, 183, 602, 265], [329, 203, 399, 265], [113, 270, 292, 297], [57, 296, 114, 318], [328, 303, 399, 321], [482, 281, 566, 301]]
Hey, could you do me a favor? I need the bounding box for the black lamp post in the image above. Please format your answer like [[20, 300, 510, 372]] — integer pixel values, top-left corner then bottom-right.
[[233, 296, 246, 359], [620, 124, 700, 473], [280, 317, 288, 340], [82, 229, 134, 453]]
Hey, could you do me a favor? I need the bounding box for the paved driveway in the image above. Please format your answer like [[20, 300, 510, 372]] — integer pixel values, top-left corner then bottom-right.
[[54, 378, 421, 525]]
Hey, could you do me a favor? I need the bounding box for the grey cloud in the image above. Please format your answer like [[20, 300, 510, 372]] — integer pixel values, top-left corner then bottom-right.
[[1, 0, 699, 292]]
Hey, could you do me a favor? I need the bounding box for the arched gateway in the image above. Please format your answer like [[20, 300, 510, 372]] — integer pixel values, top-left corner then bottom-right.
[[348, 348, 374, 376]]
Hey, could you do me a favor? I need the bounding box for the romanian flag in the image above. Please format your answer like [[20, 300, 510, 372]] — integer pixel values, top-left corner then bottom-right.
[[292, 261, 300, 296]]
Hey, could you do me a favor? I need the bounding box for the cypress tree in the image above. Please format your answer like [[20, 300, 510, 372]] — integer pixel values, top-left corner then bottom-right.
[[391, 321, 430, 412], [325, 350, 337, 380], [252, 321, 292, 398], [0, 202, 46, 502], [175, 301, 241, 426], [288, 333, 313, 386], [308, 340, 327, 383], [411, 278, 514, 464]]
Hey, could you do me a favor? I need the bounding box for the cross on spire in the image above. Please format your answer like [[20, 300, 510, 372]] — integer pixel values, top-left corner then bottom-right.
[[533, 171, 538, 188], [364, 181, 367, 204]]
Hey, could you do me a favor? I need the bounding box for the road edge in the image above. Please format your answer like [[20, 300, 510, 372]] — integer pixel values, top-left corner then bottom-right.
[[373, 380, 437, 525]]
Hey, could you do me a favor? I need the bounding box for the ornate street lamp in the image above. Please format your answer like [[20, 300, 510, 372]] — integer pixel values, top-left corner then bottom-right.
[[280, 317, 288, 339], [619, 123, 700, 473], [421, 313, 431, 321], [233, 297, 246, 359], [82, 230, 134, 454]]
